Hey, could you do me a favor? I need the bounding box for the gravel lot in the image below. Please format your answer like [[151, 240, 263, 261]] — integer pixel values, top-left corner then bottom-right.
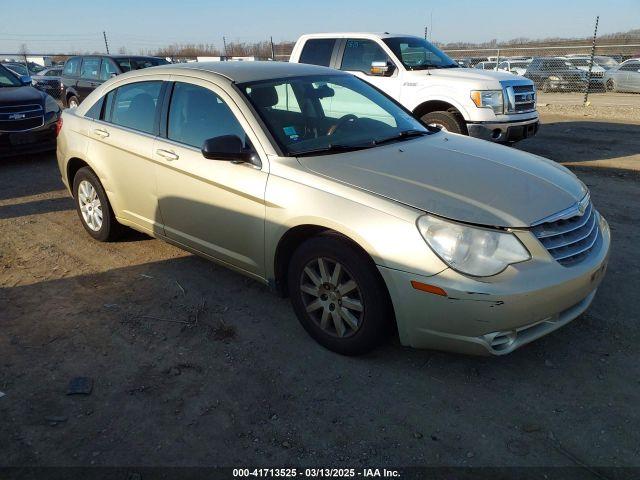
[[1, 113, 639, 473]]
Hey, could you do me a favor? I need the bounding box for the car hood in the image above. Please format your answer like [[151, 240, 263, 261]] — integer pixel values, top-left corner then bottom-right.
[[0, 86, 45, 105], [297, 133, 587, 228], [407, 67, 527, 83]]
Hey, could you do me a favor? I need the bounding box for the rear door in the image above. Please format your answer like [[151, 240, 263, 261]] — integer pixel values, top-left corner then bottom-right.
[[297, 38, 339, 68], [153, 78, 268, 276], [85, 79, 165, 233], [77, 57, 102, 102]]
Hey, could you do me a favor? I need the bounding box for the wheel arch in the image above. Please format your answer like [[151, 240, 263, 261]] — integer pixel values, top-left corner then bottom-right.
[[66, 157, 90, 196], [412, 98, 468, 121]]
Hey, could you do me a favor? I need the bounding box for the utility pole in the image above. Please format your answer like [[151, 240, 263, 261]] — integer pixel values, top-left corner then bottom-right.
[[584, 16, 599, 106], [270, 36, 275, 61], [424, 26, 428, 40], [103, 31, 110, 54], [222, 36, 228, 58]]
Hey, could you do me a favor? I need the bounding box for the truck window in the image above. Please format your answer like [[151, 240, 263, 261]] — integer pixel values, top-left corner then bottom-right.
[[299, 39, 336, 67], [340, 39, 389, 74], [63, 57, 81, 77]]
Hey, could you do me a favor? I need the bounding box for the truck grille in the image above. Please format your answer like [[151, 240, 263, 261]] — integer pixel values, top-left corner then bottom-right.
[[0, 104, 44, 132], [505, 84, 536, 113], [531, 198, 600, 266]]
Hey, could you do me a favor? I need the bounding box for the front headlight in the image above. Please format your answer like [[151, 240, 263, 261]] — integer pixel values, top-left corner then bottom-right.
[[470, 90, 504, 114], [548, 75, 561, 81], [45, 94, 60, 113], [417, 215, 530, 277]]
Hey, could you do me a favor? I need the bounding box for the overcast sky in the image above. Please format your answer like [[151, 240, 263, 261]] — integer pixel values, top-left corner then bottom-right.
[[1, 0, 638, 53]]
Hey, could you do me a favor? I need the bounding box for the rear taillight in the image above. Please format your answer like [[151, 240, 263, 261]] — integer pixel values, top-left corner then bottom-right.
[[55, 117, 63, 137]]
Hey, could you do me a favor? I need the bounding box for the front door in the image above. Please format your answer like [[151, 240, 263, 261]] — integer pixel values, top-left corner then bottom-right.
[[76, 57, 102, 102], [153, 79, 268, 276]]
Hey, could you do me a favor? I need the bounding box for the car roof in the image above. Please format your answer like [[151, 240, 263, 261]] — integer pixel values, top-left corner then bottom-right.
[[141, 61, 346, 83], [297, 32, 416, 40], [67, 54, 163, 59]]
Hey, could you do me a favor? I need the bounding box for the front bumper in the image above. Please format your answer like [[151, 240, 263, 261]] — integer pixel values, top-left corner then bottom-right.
[[378, 214, 611, 356], [0, 112, 59, 157], [467, 116, 539, 143]]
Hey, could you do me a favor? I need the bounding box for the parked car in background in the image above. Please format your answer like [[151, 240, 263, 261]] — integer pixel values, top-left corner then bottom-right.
[[3, 62, 29, 77], [61, 54, 169, 108], [497, 59, 531, 76], [0, 63, 61, 157], [57, 61, 609, 356], [603, 58, 640, 93], [524, 57, 588, 92], [560, 56, 607, 90], [474, 61, 497, 71], [290, 33, 538, 143], [31, 66, 64, 100]]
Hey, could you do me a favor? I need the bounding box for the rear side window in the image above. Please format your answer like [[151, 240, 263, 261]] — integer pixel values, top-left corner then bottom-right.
[[340, 39, 390, 74], [109, 81, 162, 134], [99, 59, 119, 81], [63, 58, 81, 77], [621, 61, 640, 72], [167, 82, 247, 149], [80, 58, 101, 80], [299, 39, 336, 67]]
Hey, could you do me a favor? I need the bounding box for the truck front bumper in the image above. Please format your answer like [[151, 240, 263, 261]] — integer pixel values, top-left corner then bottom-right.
[[467, 116, 539, 143]]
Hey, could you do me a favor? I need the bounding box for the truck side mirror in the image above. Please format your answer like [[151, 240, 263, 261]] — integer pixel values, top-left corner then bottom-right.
[[370, 61, 395, 77]]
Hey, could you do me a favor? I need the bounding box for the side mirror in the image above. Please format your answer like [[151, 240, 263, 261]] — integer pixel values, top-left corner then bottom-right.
[[20, 75, 32, 86], [110, 73, 118, 78], [201, 135, 253, 162], [370, 61, 395, 77]]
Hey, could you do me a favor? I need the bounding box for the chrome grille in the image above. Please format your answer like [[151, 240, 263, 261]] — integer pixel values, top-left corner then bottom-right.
[[0, 104, 44, 132], [532, 199, 600, 266], [504, 84, 536, 113]]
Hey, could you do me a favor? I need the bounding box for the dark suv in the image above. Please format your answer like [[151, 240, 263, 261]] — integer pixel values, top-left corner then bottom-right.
[[524, 58, 588, 92], [61, 55, 169, 108], [0, 63, 61, 157]]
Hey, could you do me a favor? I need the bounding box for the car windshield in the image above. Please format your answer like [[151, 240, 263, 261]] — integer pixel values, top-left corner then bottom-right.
[[239, 74, 430, 156], [595, 57, 618, 69], [4, 63, 28, 76], [382, 37, 458, 70], [0, 65, 22, 87]]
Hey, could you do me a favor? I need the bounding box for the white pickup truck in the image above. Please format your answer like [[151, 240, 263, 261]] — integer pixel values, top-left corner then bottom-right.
[[289, 33, 539, 143]]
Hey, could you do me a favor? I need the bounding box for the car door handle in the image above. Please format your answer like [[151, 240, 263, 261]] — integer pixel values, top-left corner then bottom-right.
[[156, 149, 179, 161], [93, 128, 109, 138]]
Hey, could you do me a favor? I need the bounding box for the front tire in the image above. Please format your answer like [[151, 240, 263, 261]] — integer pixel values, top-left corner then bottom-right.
[[288, 233, 393, 355], [73, 167, 123, 242], [420, 111, 466, 135], [67, 95, 79, 109], [606, 79, 616, 92]]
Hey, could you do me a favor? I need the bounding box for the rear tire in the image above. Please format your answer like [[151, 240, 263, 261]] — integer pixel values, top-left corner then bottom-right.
[[67, 95, 79, 109], [542, 80, 552, 93], [606, 79, 616, 92], [420, 111, 466, 135], [72, 167, 123, 242], [287, 233, 393, 355]]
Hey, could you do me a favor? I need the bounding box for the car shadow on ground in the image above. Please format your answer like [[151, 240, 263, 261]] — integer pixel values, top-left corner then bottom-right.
[[0, 152, 61, 201], [516, 120, 640, 166]]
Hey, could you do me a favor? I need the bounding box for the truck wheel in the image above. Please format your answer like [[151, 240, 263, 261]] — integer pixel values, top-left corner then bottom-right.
[[67, 95, 79, 109], [421, 111, 466, 135], [606, 79, 616, 92], [542, 80, 552, 93]]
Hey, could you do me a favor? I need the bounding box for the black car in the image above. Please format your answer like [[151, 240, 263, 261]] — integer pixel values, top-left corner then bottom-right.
[[0, 63, 61, 157], [61, 55, 169, 108], [31, 66, 64, 101], [524, 57, 588, 92]]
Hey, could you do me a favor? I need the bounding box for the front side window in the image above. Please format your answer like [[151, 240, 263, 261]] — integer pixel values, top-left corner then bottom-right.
[[621, 61, 640, 72], [99, 59, 119, 81], [167, 82, 247, 149], [299, 39, 336, 67], [0, 64, 21, 86], [63, 57, 81, 77], [109, 81, 162, 134], [80, 58, 101, 80], [340, 39, 390, 74], [240, 74, 428, 156], [382, 37, 458, 70]]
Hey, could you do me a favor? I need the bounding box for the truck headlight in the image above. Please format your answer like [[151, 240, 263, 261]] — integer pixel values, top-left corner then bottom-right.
[[417, 215, 530, 277], [470, 90, 504, 114], [549, 75, 561, 81]]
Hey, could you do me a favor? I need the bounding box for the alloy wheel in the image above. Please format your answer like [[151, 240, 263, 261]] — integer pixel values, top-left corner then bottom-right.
[[78, 180, 103, 231], [299, 257, 364, 338]]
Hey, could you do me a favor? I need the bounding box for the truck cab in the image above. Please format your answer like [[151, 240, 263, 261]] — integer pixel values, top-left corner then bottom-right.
[[289, 33, 539, 143]]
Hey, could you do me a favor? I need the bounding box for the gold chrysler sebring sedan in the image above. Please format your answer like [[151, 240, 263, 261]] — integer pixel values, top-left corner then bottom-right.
[[56, 62, 610, 356]]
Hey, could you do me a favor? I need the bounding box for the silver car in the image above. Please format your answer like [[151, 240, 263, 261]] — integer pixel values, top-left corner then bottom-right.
[[604, 58, 640, 93], [56, 62, 610, 356]]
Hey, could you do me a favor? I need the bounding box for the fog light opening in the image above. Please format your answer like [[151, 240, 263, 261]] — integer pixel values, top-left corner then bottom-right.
[[489, 330, 517, 351], [491, 129, 502, 140]]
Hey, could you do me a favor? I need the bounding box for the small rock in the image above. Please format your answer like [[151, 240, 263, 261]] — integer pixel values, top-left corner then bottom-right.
[[45, 415, 67, 425], [67, 377, 93, 395], [522, 423, 541, 433], [466, 451, 474, 458], [270, 414, 278, 421], [92, 451, 101, 457], [413, 432, 423, 439], [282, 441, 291, 449]]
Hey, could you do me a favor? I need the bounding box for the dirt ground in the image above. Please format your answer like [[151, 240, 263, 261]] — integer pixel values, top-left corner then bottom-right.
[[1, 113, 639, 473]]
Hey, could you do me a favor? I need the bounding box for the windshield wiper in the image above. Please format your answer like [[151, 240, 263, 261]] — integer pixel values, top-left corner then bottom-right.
[[295, 143, 375, 157], [373, 129, 430, 146]]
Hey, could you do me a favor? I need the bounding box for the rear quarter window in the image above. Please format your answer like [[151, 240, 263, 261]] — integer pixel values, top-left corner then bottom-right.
[[299, 39, 336, 67]]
